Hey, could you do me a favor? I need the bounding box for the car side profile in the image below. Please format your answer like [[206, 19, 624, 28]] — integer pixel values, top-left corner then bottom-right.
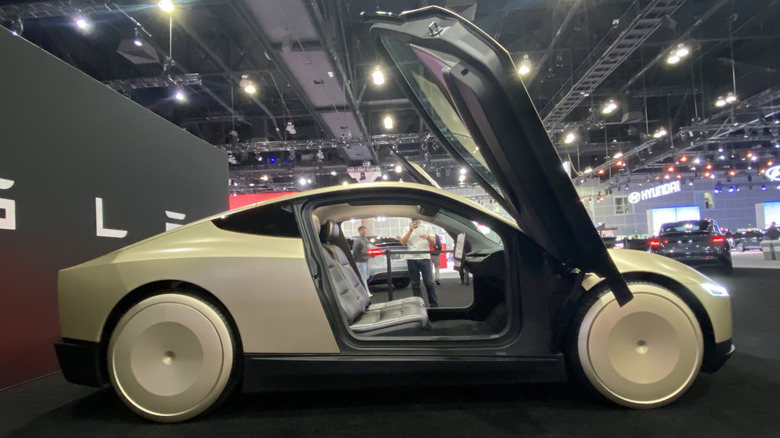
[[54, 7, 733, 423], [731, 228, 765, 252]]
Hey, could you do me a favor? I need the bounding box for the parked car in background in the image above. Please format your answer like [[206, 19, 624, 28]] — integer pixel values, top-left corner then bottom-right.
[[731, 228, 765, 252], [649, 219, 733, 274], [347, 236, 410, 288]]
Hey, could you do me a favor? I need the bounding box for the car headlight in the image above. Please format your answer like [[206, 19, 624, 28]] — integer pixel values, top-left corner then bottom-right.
[[702, 283, 729, 297]]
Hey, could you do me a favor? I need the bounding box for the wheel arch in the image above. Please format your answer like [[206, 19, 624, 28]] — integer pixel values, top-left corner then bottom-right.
[[97, 280, 244, 383], [558, 271, 718, 373]]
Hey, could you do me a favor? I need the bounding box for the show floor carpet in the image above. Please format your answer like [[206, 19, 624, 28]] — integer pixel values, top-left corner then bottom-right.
[[1, 267, 778, 437]]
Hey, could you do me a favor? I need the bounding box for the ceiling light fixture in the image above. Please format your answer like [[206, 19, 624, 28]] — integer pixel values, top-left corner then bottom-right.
[[383, 115, 394, 130], [563, 132, 576, 144], [75, 16, 90, 31], [158, 0, 175, 13], [601, 99, 618, 114], [653, 127, 668, 138], [517, 54, 531, 76], [372, 66, 385, 85]]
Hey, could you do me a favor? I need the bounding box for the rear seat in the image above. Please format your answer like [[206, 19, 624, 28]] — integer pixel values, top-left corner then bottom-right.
[[316, 218, 429, 335]]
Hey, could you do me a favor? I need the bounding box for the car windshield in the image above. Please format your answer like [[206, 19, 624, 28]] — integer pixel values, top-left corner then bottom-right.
[[660, 221, 712, 233], [380, 36, 504, 202]]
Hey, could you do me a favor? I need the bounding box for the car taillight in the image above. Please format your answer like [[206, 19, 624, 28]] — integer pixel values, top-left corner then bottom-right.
[[649, 239, 661, 247], [367, 248, 383, 257], [712, 235, 725, 244]]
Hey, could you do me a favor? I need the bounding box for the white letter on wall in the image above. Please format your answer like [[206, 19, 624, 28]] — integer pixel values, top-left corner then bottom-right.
[[0, 178, 16, 230], [95, 197, 128, 238], [165, 210, 186, 231]]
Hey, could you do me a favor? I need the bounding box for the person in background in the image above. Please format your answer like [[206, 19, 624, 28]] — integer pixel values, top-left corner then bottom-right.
[[459, 238, 471, 286], [766, 222, 780, 240], [351, 225, 371, 295], [400, 219, 438, 307], [431, 234, 442, 285]]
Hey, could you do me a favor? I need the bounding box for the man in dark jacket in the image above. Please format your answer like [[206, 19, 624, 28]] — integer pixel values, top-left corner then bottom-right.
[[766, 222, 780, 240]]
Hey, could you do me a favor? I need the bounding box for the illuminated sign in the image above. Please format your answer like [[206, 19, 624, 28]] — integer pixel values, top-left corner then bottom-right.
[[628, 180, 682, 204], [767, 165, 780, 182]]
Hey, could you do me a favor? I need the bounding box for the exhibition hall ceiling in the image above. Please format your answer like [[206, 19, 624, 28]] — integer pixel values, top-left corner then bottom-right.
[[2, 0, 779, 192]]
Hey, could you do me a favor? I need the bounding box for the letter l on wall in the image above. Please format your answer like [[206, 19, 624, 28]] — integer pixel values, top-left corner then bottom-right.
[[95, 197, 128, 238]]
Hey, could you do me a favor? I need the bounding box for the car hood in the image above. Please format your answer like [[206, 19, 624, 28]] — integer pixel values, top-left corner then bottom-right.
[[366, 7, 631, 304]]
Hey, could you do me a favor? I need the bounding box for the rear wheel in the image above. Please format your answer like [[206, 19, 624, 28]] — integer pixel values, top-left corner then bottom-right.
[[567, 282, 703, 408], [108, 292, 240, 422]]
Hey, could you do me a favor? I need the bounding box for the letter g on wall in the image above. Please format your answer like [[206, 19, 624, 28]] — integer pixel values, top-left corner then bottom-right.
[[0, 177, 16, 230]]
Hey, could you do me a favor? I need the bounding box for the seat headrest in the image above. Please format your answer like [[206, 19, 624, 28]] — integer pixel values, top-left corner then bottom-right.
[[320, 220, 340, 243], [312, 214, 321, 236]]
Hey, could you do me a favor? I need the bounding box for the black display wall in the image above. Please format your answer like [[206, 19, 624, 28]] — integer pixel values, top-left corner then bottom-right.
[[0, 30, 228, 388]]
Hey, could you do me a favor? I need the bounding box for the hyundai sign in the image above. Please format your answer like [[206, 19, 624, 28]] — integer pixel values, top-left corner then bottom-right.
[[766, 165, 780, 182], [628, 180, 682, 204]]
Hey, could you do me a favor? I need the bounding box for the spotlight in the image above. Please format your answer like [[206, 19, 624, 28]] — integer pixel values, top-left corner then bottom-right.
[[75, 16, 90, 30], [158, 0, 175, 13], [517, 54, 531, 76], [762, 185, 767, 191], [563, 132, 577, 144], [715, 96, 727, 107], [601, 100, 618, 114], [383, 115, 394, 130], [728, 186, 735, 193], [330, 170, 337, 176], [653, 127, 668, 138], [174, 89, 186, 102], [395, 165, 402, 173], [372, 66, 385, 85]]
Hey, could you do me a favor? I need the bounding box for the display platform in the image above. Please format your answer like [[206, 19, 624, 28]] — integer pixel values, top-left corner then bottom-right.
[[1, 267, 778, 436]]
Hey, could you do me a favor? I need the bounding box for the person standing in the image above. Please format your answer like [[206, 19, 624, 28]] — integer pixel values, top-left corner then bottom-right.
[[352, 225, 371, 294], [400, 219, 438, 307], [431, 234, 442, 285], [766, 222, 780, 240]]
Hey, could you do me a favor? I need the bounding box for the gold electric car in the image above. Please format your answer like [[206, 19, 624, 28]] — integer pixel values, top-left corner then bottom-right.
[[55, 7, 733, 423]]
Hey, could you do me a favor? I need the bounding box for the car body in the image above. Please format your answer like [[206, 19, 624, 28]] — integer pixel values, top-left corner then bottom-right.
[[54, 6, 733, 423], [649, 219, 733, 274], [731, 228, 764, 252], [347, 235, 411, 288]]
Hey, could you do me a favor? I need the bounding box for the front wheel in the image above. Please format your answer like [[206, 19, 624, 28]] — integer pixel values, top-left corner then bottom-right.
[[108, 292, 240, 422], [567, 282, 703, 408]]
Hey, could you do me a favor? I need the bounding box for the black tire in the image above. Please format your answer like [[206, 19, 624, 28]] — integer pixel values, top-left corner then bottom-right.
[[565, 282, 703, 409], [107, 292, 240, 422], [392, 278, 410, 289]]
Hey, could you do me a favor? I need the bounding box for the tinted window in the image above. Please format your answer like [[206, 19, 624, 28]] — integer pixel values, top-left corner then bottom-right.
[[212, 202, 300, 238], [660, 220, 712, 234]]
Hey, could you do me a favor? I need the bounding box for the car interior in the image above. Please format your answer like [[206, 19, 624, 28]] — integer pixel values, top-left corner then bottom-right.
[[309, 200, 512, 339]]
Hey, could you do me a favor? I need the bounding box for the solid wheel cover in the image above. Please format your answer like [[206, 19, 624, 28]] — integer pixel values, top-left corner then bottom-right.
[[108, 294, 234, 422], [578, 284, 703, 408]]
